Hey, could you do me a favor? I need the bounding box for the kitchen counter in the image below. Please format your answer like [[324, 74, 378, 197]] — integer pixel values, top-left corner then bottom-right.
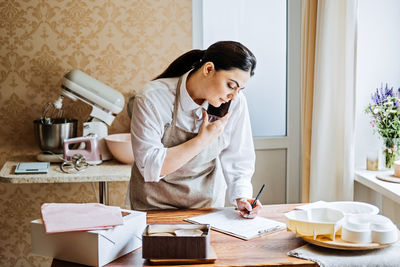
[[0, 155, 131, 204], [0, 155, 131, 184]]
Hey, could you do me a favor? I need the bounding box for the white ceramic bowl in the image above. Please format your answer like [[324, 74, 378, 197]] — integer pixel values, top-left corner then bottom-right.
[[342, 214, 398, 244], [104, 133, 134, 164], [326, 201, 379, 216], [370, 215, 398, 244], [342, 214, 372, 243], [285, 208, 345, 240]]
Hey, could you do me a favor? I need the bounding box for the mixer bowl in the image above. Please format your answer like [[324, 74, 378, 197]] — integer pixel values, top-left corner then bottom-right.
[[34, 118, 78, 153], [105, 133, 134, 164]]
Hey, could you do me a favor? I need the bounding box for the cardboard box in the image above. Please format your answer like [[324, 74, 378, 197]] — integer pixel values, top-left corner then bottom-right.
[[142, 224, 210, 259], [31, 209, 146, 267]]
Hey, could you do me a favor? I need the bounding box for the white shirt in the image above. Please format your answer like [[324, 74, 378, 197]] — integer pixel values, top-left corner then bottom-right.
[[129, 71, 255, 204]]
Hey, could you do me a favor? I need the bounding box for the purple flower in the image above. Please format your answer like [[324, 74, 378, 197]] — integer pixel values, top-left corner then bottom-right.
[[372, 89, 380, 105], [367, 83, 400, 141], [384, 84, 394, 98], [371, 84, 395, 105]]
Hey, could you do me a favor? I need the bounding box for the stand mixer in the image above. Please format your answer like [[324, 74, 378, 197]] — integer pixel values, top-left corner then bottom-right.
[[37, 70, 125, 163]]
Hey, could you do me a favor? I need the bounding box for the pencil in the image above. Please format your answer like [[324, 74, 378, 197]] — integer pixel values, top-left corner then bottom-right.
[[248, 184, 265, 215]]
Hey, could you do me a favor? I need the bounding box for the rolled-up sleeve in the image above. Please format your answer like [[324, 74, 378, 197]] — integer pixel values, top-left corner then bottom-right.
[[220, 95, 255, 205], [130, 95, 168, 182]]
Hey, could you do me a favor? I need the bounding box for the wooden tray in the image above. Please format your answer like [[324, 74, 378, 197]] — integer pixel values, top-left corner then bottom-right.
[[376, 173, 400, 183], [301, 235, 398, 250], [149, 246, 217, 265]]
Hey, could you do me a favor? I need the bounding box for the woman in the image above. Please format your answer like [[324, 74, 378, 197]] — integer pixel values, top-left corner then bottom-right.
[[128, 41, 262, 218]]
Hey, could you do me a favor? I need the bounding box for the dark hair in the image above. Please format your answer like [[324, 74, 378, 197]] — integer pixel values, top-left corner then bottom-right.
[[154, 41, 256, 80]]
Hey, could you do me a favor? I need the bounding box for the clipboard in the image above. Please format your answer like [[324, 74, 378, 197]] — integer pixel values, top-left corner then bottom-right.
[[184, 207, 286, 240]]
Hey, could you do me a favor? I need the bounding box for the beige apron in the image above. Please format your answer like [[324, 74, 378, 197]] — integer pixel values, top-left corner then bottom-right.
[[129, 77, 226, 210]]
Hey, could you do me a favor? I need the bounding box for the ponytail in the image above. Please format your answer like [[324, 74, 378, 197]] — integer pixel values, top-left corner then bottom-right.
[[153, 50, 205, 80], [154, 41, 256, 80]]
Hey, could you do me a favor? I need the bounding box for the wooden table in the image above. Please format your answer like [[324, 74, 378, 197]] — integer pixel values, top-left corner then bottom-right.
[[53, 204, 317, 266]]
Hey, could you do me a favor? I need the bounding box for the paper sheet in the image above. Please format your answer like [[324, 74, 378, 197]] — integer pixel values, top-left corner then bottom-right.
[[41, 203, 124, 233], [185, 207, 286, 240]]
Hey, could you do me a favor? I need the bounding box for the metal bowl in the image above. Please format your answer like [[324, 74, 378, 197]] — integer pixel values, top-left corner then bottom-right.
[[34, 118, 78, 153]]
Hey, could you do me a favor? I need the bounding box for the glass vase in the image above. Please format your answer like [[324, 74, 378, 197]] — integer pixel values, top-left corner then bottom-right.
[[382, 138, 400, 169]]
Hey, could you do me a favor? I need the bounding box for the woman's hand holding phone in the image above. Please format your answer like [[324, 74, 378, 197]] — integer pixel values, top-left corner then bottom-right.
[[207, 101, 231, 122], [198, 109, 230, 144]]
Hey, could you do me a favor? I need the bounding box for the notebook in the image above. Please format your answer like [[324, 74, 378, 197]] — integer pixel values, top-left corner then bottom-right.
[[184, 207, 286, 240]]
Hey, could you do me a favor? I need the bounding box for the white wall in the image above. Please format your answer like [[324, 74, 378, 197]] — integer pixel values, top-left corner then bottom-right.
[[194, 0, 287, 137], [355, 0, 400, 169]]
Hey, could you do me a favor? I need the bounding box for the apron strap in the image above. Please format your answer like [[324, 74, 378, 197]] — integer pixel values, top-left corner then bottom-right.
[[171, 77, 183, 127], [127, 76, 182, 122]]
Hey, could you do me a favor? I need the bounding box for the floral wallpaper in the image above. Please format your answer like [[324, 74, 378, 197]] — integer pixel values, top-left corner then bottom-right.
[[0, 0, 192, 266]]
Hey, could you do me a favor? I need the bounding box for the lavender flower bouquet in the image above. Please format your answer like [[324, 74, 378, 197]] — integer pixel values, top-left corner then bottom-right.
[[365, 84, 400, 168]]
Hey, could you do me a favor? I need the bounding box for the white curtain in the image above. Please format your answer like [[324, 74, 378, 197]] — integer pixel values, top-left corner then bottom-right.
[[309, 0, 358, 201]]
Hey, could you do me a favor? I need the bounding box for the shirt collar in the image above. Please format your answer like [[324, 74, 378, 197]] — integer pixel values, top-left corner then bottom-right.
[[179, 70, 208, 112]]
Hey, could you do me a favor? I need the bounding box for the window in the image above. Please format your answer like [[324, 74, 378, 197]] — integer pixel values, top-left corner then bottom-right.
[[193, 0, 287, 137], [193, 0, 301, 203]]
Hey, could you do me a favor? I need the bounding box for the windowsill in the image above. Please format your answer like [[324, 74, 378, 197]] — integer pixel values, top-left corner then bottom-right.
[[355, 169, 400, 204]]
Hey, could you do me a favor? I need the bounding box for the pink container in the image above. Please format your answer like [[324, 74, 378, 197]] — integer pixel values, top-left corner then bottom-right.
[[104, 133, 134, 164]]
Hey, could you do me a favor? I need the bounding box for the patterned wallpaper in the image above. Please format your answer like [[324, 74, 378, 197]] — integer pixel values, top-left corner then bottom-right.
[[0, 0, 192, 266]]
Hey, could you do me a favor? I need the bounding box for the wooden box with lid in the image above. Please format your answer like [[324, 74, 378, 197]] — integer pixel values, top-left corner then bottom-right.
[[142, 224, 210, 259]]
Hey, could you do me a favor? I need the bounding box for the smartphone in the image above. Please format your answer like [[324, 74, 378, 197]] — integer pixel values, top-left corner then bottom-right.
[[207, 101, 231, 122]]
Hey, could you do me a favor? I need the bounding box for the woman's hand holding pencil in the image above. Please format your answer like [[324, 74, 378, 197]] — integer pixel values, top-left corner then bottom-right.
[[235, 184, 265, 219]]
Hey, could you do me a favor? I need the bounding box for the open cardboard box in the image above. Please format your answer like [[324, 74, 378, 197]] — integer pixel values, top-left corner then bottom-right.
[[31, 209, 146, 267], [142, 224, 210, 259]]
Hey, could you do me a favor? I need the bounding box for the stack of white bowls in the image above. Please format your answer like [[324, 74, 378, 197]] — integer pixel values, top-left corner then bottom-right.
[[285, 201, 399, 245]]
